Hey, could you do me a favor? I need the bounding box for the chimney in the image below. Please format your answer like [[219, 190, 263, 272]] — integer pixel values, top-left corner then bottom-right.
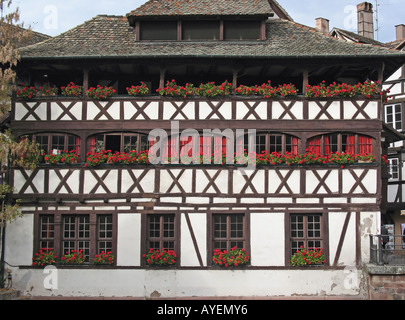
[[396, 24, 405, 41], [316, 17, 329, 34], [357, 2, 374, 39]]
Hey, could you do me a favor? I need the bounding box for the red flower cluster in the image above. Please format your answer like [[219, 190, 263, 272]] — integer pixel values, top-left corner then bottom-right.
[[85, 150, 150, 167], [255, 150, 376, 167], [61, 82, 83, 97], [212, 247, 250, 267], [235, 81, 298, 98], [290, 246, 325, 266], [127, 82, 149, 96], [44, 150, 78, 164], [61, 249, 85, 264], [305, 80, 390, 101], [156, 80, 233, 98], [93, 251, 115, 265], [32, 248, 56, 267], [86, 85, 116, 100], [143, 248, 177, 266], [16, 86, 37, 99]]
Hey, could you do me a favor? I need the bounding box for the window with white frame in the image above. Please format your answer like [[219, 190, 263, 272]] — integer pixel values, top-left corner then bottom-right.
[[388, 158, 400, 180], [386, 104, 402, 131]]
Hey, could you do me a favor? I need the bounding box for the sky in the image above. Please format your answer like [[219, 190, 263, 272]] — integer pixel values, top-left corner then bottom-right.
[[6, 0, 405, 43]]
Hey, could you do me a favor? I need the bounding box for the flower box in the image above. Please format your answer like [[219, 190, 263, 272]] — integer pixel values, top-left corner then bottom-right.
[[290, 247, 326, 267], [212, 247, 250, 268], [143, 248, 177, 267]]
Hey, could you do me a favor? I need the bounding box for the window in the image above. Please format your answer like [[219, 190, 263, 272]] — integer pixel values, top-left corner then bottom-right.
[[39, 215, 54, 250], [212, 214, 247, 251], [224, 20, 261, 40], [182, 20, 220, 40], [89, 133, 151, 153], [147, 214, 176, 251], [62, 216, 90, 261], [290, 214, 324, 257], [140, 20, 177, 41], [98, 215, 113, 253], [137, 18, 264, 41], [307, 133, 373, 155], [386, 104, 402, 130], [246, 133, 299, 155], [37, 214, 115, 263], [30, 133, 80, 155], [388, 158, 400, 180]]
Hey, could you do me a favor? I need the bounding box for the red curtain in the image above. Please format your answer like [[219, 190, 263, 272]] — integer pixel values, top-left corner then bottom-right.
[[359, 136, 373, 154], [345, 135, 356, 154], [291, 137, 299, 155], [75, 137, 81, 156], [307, 136, 321, 154], [324, 136, 331, 155], [89, 137, 96, 153]]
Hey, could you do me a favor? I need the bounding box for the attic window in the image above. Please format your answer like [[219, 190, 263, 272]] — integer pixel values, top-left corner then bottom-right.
[[182, 20, 220, 41], [224, 20, 262, 40], [140, 20, 177, 40], [136, 19, 264, 41]]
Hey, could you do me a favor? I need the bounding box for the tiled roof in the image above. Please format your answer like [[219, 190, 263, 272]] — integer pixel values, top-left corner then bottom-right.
[[330, 28, 386, 47], [385, 39, 405, 51], [19, 16, 405, 60], [0, 22, 51, 48], [127, 0, 274, 17]]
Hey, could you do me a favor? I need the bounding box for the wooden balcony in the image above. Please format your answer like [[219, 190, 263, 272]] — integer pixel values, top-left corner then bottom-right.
[[11, 96, 382, 123], [11, 163, 381, 212]]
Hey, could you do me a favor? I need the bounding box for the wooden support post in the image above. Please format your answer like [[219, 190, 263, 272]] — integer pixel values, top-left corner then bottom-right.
[[159, 68, 166, 89], [83, 69, 90, 93], [232, 70, 238, 89], [302, 70, 309, 94]]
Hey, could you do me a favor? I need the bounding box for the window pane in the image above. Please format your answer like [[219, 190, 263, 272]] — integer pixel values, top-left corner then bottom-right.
[[51, 135, 65, 153], [214, 215, 227, 238], [124, 135, 138, 152], [36, 135, 49, 154], [63, 216, 75, 238], [141, 21, 177, 40], [230, 215, 244, 238], [163, 215, 175, 238], [147, 214, 176, 253], [290, 214, 323, 258], [78, 216, 90, 238], [269, 135, 283, 153], [40, 216, 54, 249], [213, 214, 246, 251], [224, 20, 261, 40], [182, 20, 220, 40], [149, 215, 160, 238]]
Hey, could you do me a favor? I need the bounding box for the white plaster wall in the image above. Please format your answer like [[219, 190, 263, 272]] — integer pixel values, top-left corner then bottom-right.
[[328, 212, 356, 266], [117, 214, 141, 266], [11, 268, 363, 298], [5, 214, 34, 266], [181, 214, 207, 267], [250, 212, 285, 266], [49, 169, 80, 194], [308, 101, 340, 119], [359, 211, 379, 263]]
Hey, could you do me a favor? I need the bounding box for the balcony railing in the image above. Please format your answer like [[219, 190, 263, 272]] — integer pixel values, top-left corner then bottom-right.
[[11, 164, 380, 212], [11, 96, 382, 122], [370, 234, 405, 266]]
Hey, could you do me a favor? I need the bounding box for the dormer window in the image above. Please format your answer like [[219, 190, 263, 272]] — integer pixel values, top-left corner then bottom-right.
[[140, 20, 177, 41], [182, 20, 220, 41], [224, 20, 262, 40], [135, 18, 265, 42]]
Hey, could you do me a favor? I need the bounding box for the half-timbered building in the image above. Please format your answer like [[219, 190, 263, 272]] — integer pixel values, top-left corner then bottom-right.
[[4, 0, 405, 298]]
